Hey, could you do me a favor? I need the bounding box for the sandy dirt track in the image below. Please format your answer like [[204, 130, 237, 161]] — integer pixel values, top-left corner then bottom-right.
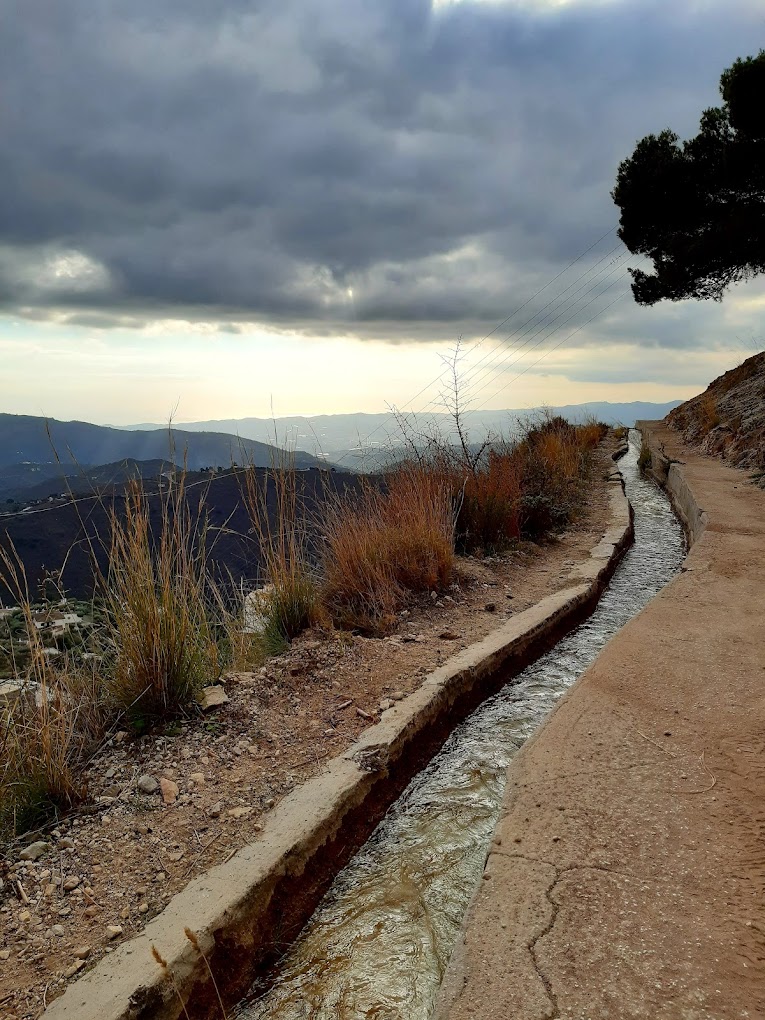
[[438, 424, 765, 1020]]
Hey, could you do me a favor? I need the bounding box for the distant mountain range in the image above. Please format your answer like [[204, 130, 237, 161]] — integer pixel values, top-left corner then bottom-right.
[[121, 401, 683, 466], [0, 414, 331, 502]]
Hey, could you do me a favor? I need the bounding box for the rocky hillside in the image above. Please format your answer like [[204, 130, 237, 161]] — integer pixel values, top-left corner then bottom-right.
[[666, 351, 765, 482]]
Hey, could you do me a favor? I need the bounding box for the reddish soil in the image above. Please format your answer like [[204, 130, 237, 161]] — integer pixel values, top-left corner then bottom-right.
[[0, 448, 615, 1020]]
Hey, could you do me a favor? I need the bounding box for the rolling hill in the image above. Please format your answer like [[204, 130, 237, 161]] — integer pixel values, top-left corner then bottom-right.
[[0, 414, 331, 501]]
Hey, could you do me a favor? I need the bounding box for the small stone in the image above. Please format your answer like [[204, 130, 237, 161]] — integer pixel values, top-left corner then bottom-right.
[[62, 876, 80, 892], [138, 902, 149, 914], [83, 906, 99, 919], [114, 730, 128, 743], [379, 699, 394, 712], [73, 946, 91, 960], [0, 949, 10, 960], [208, 802, 222, 818], [391, 691, 405, 701], [484, 602, 497, 613], [227, 806, 252, 819], [19, 841, 49, 862], [356, 707, 373, 720], [137, 775, 158, 795], [159, 778, 179, 805], [18, 910, 31, 923], [106, 925, 123, 940], [64, 960, 85, 978], [58, 837, 75, 850], [120, 907, 130, 920], [50, 924, 65, 937], [438, 630, 460, 641], [198, 685, 229, 711], [188, 772, 205, 787]]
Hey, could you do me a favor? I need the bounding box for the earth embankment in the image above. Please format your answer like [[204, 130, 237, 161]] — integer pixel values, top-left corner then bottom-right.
[[437, 422, 765, 1020]]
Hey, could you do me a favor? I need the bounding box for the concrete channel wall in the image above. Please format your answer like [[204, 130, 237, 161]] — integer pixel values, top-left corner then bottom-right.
[[42, 453, 634, 1020], [636, 419, 709, 544]]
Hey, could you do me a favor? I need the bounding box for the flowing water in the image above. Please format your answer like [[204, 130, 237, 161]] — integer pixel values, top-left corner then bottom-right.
[[236, 432, 685, 1020]]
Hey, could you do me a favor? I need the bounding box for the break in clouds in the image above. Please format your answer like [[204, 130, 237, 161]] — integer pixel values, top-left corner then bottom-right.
[[1, 0, 763, 349]]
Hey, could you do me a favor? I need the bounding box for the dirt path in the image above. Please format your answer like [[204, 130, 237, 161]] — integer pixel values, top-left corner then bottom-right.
[[438, 424, 765, 1020]]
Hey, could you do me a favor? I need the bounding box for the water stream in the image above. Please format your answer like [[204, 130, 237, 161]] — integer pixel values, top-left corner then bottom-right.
[[236, 432, 685, 1020]]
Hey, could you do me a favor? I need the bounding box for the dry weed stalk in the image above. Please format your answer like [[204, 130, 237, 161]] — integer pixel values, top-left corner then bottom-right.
[[151, 945, 192, 1020], [240, 456, 317, 654], [184, 928, 228, 1019]]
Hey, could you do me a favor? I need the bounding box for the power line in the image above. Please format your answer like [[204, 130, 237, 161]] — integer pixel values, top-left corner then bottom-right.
[[456, 255, 633, 410], [462, 256, 648, 417], [331, 227, 620, 464], [437, 251, 631, 410], [411, 242, 626, 422]]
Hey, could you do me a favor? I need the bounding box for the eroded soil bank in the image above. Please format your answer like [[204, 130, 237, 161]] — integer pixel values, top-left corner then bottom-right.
[[437, 423, 765, 1020], [0, 448, 618, 1020]]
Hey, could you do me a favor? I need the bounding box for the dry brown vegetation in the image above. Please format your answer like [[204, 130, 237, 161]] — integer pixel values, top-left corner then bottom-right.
[[0, 415, 606, 848]]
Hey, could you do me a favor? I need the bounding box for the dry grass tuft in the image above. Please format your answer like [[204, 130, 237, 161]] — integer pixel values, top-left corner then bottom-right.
[[321, 463, 455, 635], [99, 477, 223, 726], [0, 545, 105, 839], [241, 460, 318, 655]]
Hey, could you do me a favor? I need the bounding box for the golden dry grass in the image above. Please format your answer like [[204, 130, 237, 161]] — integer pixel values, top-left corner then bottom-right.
[[100, 479, 223, 725], [321, 463, 455, 635], [0, 545, 106, 838]]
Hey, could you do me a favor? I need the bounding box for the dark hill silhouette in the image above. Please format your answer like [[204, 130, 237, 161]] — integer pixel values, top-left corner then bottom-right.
[[0, 458, 179, 503], [0, 414, 330, 477], [0, 467, 360, 603]]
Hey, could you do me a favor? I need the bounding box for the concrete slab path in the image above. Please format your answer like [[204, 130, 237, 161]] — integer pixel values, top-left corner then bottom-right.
[[437, 424, 765, 1020]]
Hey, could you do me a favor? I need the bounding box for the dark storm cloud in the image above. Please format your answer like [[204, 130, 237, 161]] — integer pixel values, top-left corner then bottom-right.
[[1, 0, 763, 340]]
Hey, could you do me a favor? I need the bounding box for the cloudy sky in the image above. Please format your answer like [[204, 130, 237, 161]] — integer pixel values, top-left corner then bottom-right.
[[1, 0, 763, 425]]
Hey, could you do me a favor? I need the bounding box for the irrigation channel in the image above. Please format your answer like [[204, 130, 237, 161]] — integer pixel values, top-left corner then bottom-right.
[[235, 432, 685, 1020]]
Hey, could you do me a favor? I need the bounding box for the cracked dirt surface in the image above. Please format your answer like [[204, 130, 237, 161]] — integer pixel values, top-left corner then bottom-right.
[[437, 425, 765, 1020]]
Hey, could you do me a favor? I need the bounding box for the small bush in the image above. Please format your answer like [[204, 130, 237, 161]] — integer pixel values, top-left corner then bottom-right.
[[241, 460, 318, 655], [0, 548, 105, 840], [321, 463, 455, 634], [100, 479, 223, 726], [638, 441, 652, 472], [697, 392, 721, 431], [451, 448, 523, 553]]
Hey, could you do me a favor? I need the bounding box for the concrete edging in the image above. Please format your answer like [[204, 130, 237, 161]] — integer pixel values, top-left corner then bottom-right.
[[636, 420, 707, 545], [42, 461, 633, 1020]]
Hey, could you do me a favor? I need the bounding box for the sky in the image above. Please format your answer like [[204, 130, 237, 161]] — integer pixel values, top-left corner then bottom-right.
[[1, 0, 764, 426]]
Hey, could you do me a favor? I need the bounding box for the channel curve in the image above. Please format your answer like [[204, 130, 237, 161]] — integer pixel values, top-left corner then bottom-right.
[[236, 432, 685, 1020]]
